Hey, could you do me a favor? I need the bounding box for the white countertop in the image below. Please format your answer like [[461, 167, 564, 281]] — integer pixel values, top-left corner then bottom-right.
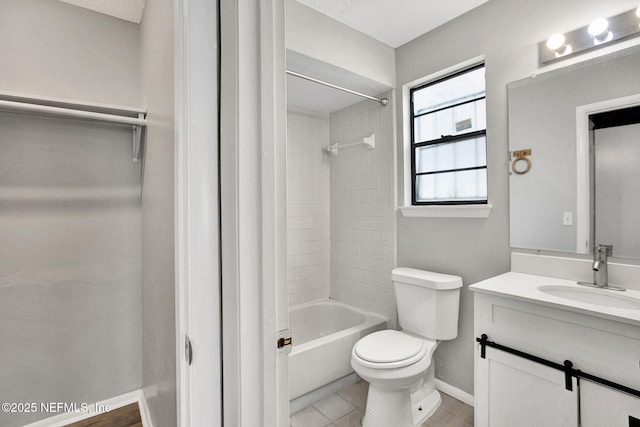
[[470, 272, 640, 326]]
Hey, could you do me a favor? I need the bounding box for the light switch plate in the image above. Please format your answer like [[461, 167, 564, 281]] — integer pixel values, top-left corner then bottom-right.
[[562, 212, 573, 226]]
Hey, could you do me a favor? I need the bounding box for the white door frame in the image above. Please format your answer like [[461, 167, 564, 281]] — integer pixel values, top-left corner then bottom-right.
[[176, 0, 288, 423], [175, 0, 222, 425], [220, 0, 289, 426]]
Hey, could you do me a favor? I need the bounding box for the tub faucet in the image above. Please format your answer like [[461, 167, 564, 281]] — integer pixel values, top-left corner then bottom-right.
[[578, 244, 625, 291]]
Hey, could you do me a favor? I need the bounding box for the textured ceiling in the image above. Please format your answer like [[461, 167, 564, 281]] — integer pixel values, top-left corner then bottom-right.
[[56, 0, 145, 23], [296, 0, 490, 47]]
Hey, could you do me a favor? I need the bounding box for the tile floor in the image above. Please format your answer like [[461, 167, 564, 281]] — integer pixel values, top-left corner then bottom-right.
[[290, 380, 474, 427]]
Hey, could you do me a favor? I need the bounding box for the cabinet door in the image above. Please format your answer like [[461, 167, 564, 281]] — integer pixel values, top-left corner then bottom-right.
[[476, 347, 578, 427], [580, 381, 640, 427]]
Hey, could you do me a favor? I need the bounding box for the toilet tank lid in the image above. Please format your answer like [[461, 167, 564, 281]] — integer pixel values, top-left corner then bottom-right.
[[392, 267, 462, 290]]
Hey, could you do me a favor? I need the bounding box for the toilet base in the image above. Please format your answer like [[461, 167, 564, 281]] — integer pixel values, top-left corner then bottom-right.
[[361, 382, 441, 427]]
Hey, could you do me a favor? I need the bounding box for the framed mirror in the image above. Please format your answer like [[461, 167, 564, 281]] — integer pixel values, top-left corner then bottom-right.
[[508, 45, 640, 258]]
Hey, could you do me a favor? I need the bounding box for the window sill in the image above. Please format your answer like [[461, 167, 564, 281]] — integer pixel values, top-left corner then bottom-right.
[[399, 203, 492, 218]]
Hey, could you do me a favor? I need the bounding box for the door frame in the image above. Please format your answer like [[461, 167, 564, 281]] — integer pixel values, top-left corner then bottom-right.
[[220, 0, 289, 424], [168, 0, 289, 425], [175, 0, 222, 425]]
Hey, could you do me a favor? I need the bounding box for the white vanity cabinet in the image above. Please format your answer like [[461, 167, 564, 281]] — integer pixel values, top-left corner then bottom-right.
[[475, 346, 578, 427], [581, 382, 640, 427], [471, 272, 640, 427]]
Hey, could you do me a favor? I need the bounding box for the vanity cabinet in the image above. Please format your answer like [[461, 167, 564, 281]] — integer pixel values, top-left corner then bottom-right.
[[471, 272, 640, 427], [476, 346, 578, 427], [581, 382, 640, 427]]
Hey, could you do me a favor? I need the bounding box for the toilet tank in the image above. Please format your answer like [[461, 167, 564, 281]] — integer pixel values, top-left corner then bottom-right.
[[392, 267, 463, 340]]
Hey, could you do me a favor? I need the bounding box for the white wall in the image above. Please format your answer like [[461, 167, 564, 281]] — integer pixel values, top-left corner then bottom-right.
[[0, 0, 139, 106], [329, 93, 397, 326], [284, 0, 395, 88], [287, 107, 331, 306], [139, 0, 177, 425], [395, 0, 639, 394], [0, 2, 141, 426]]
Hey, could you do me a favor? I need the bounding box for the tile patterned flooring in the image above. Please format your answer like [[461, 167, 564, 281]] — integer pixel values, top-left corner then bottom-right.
[[290, 380, 474, 427]]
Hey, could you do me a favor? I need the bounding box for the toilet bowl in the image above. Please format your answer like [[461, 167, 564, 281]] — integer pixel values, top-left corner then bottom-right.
[[350, 268, 462, 427]]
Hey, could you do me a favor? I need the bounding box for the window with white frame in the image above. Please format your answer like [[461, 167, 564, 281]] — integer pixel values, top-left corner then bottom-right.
[[410, 63, 487, 205]]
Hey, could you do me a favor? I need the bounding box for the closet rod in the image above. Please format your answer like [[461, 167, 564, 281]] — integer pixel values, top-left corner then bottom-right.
[[286, 70, 389, 107], [0, 100, 147, 126]]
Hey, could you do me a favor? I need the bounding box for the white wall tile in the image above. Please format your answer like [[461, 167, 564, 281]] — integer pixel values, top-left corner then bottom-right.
[[329, 93, 397, 327], [287, 108, 331, 306]]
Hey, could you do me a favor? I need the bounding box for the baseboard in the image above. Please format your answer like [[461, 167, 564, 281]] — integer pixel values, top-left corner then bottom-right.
[[138, 390, 154, 427], [435, 379, 474, 407], [22, 389, 153, 427]]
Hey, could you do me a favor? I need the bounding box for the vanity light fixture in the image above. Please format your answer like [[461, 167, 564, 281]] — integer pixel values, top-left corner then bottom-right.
[[539, 7, 640, 64]]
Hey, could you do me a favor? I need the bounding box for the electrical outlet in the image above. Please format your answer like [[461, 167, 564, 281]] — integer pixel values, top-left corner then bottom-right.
[[562, 212, 573, 226]]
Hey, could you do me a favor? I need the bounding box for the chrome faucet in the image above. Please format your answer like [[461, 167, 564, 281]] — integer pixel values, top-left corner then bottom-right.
[[578, 244, 625, 291], [592, 244, 612, 287]]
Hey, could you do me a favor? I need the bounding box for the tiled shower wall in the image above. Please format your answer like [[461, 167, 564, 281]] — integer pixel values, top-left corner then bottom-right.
[[287, 107, 331, 306], [286, 98, 396, 324], [329, 94, 397, 327]]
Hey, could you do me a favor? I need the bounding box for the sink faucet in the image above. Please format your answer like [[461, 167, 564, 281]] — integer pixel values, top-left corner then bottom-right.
[[592, 244, 612, 287], [578, 244, 625, 291]]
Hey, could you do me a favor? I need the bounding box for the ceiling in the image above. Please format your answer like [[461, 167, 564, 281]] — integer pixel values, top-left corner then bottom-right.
[[56, 0, 145, 23], [296, 0, 490, 48]]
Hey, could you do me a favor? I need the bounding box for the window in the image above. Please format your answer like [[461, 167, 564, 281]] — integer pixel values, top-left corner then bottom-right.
[[410, 64, 487, 205]]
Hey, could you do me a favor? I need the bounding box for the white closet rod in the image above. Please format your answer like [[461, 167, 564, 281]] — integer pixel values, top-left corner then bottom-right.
[[0, 100, 147, 126]]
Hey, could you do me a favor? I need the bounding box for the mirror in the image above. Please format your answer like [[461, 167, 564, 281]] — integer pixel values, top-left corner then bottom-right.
[[508, 45, 640, 258]]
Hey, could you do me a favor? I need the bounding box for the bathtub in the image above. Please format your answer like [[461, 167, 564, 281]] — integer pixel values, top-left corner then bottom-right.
[[288, 299, 387, 400]]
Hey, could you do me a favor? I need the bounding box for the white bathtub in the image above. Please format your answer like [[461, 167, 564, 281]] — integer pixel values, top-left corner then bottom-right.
[[288, 299, 387, 400]]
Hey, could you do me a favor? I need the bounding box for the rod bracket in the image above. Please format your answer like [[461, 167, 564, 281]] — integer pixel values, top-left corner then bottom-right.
[[478, 334, 488, 359], [563, 360, 574, 391], [133, 113, 145, 162]]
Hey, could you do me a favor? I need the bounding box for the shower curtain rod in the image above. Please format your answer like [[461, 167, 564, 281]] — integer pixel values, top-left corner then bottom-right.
[[286, 70, 389, 107]]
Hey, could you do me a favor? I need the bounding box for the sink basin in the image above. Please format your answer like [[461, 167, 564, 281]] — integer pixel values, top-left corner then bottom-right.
[[538, 285, 640, 310]]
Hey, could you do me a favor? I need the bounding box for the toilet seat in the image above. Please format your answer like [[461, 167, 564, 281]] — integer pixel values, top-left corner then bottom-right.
[[353, 330, 435, 369]]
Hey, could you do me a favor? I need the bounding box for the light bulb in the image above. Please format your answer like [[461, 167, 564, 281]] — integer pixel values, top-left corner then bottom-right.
[[546, 33, 572, 57], [546, 33, 566, 51], [588, 18, 613, 44], [588, 18, 609, 37], [636, 6, 640, 17]]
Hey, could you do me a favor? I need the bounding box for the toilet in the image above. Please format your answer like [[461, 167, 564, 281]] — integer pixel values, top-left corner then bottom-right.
[[351, 267, 463, 427]]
